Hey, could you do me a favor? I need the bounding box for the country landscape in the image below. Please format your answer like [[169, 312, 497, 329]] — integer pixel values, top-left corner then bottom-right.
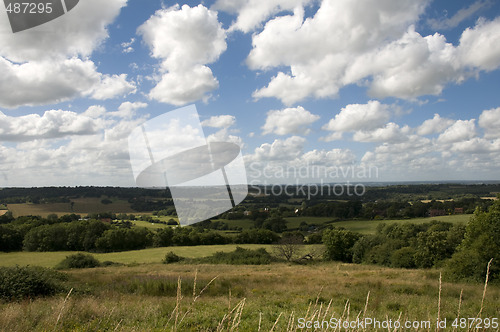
[[1, 184, 499, 330]]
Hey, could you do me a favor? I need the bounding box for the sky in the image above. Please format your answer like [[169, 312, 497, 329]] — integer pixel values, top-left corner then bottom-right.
[[0, 0, 500, 187]]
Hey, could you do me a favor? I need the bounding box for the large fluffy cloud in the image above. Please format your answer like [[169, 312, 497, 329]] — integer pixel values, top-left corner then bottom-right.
[[138, 4, 227, 105], [246, 136, 306, 162], [242, 0, 500, 104], [0, 110, 98, 141], [478, 107, 500, 138], [0, 0, 135, 108], [417, 113, 455, 135], [437, 119, 477, 144], [262, 106, 319, 135], [212, 0, 313, 33], [322, 101, 391, 141], [353, 123, 410, 143], [0, 103, 150, 186]]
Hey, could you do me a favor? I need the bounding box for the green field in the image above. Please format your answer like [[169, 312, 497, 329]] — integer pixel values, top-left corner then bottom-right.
[[131, 219, 172, 229], [0, 244, 282, 268]]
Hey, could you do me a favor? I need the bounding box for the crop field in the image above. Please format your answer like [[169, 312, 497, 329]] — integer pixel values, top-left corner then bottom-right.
[[0, 261, 498, 331], [131, 219, 172, 229], [7, 197, 137, 217]]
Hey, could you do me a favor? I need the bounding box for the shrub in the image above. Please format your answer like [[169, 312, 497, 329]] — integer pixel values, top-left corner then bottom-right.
[[323, 228, 360, 262], [0, 266, 67, 302], [167, 219, 178, 225], [162, 251, 184, 264], [391, 247, 416, 269], [0, 226, 23, 251], [199, 247, 273, 265], [55, 253, 101, 269]]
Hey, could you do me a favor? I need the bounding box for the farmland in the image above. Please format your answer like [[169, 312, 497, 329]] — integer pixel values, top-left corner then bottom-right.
[[7, 197, 138, 218], [1, 185, 499, 330]]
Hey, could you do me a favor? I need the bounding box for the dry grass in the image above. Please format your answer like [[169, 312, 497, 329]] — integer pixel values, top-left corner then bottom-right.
[[0, 262, 498, 331]]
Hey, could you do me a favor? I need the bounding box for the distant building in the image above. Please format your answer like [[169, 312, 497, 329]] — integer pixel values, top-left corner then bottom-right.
[[429, 209, 446, 217], [454, 207, 464, 214]]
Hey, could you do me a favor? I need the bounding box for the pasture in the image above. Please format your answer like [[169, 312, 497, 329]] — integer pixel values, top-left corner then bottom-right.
[[0, 244, 282, 268]]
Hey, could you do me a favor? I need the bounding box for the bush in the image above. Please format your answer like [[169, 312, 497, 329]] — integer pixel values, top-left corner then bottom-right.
[[0, 266, 67, 301], [323, 228, 360, 262], [55, 253, 101, 269], [391, 247, 416, 269], [167, 219, 178, 225], [0, 226, 23, 251], [199, 247, 273, 265], [162, 251, 183, 264]]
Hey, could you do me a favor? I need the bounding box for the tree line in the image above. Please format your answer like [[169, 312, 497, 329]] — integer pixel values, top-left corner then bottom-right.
[[0, 215, 283, 252]]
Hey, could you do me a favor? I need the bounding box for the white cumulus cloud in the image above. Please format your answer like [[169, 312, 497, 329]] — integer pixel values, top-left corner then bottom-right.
[[0, 0, 134, 109], [245, 0, 500, 104], [417, 113, 456, 135], [479, 107, 500, 138], [438, 119, 477, 144], [322, 101, 391, 141], [0, 110, 99, 141], [202, 115, 236, 128], [262, 106, 319, 135], [138, 4, 227, 105]]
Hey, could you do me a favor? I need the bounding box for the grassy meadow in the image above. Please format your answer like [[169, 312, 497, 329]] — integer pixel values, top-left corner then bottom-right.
[[0, 244, 284, 268], [0, 260, 498, 331]]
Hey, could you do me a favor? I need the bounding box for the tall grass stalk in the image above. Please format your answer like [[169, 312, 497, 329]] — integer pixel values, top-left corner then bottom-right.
[[53, 287, 72, 331], [478, 258, 493, 318]]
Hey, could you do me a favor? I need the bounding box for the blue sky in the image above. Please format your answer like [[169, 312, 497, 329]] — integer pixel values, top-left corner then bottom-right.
[[0, 0, 500, 186]]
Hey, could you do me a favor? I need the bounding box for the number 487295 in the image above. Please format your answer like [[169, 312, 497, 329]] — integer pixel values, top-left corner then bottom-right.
[[5, 2, 53, 14], [452, 318, 498, 329]]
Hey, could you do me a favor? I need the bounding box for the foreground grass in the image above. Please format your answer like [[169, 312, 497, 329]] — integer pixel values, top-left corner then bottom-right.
[[0, 262, 498, 331]]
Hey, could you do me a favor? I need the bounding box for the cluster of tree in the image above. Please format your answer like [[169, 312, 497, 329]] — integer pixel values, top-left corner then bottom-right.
[[152, 208, 177, 217], [445, 201, 500, 281], [302, 201, 363, 219], [192, 219, 241, 231], [0, 186, 173, 204], [0, 214, 288, 252], [254, 212, 288, 233], [129, 198, 174, 212], [322, 201, 500, 282], [323, 221, 466, 270], [298, 198, 493, 220]]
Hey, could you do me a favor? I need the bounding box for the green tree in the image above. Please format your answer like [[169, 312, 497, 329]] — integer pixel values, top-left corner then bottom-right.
[[446, 200, 500, 281], [323, 228, 360, 262], [262, 212, 287, 233]]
